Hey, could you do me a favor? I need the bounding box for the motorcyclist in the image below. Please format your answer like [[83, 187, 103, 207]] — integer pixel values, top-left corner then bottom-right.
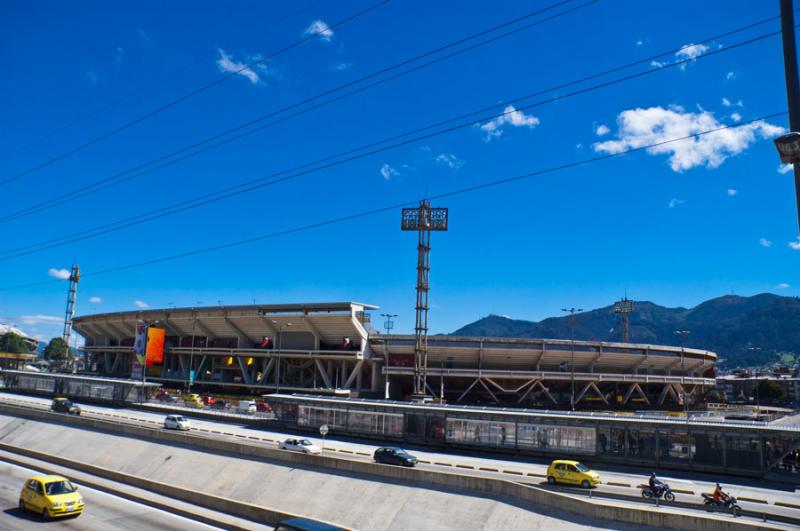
[[712, 483, 730, 505], [648, 472, 663, 496]]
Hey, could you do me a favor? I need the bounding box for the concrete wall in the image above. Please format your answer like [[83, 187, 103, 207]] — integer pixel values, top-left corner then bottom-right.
[[0, 402, 782, 531]]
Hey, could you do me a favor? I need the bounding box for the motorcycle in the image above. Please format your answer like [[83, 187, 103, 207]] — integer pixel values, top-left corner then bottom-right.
[[641, 483, 675, 502], [701, 493, 742, 517]]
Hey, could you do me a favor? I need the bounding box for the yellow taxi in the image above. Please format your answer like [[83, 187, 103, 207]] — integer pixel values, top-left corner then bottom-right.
[[546, 459, 601, 488], [19, 474, 84, 519]]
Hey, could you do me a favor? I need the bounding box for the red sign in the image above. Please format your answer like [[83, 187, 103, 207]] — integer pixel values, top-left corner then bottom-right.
[[145, 327, 165, 366]]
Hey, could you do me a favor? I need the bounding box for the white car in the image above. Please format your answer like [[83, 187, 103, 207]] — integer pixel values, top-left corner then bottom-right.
[[163, 415, 191, 431], [279, 438, 321, 455]]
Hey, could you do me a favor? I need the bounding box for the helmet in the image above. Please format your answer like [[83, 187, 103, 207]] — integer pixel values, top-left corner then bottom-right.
[[716, 483, 721, 488], [650, 472, 656, 477]]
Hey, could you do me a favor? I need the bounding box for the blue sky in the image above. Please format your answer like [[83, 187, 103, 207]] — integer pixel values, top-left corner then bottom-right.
[[1, 0, 799, 343]]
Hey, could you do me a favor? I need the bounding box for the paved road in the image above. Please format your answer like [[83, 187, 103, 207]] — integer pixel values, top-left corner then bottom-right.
[[3, 392, 799, 521], [0, 460, 221, 531]]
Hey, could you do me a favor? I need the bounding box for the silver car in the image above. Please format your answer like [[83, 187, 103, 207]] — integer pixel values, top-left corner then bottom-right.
[[163, 415, 191, 431], [279, 438, 321, 454]]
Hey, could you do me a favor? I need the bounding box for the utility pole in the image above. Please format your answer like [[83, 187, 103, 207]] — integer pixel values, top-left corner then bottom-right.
[[273, 321, 291, 393], [62, 265, 80, 372], [675, 330, 690, 421], [613, 298, 633, 343], [778, 0, 800, 232], [562, 307, 582, 411], [401, 200, 448, 400], [380, 313, 397, 399]]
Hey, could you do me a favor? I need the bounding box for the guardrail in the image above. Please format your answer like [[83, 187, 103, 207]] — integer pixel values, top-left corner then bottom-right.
[[0, 400, 791, 531]]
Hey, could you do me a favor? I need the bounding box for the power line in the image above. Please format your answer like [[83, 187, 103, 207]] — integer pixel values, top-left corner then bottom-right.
[[0, 25, 782, 259], [0, 0, 391, 188], [3, 0, 327, 157], [0, 111, 784, 293], [0, 0, 593, 224]]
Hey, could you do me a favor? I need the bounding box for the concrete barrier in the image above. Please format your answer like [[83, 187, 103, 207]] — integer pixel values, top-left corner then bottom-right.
[[0, 402, 786, 531], [0, 441, 349, 530]]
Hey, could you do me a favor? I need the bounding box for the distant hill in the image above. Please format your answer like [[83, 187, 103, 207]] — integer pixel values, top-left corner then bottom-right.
[[451, 294, 800, 368]]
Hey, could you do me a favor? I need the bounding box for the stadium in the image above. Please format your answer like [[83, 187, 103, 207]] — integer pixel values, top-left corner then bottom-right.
[[72, 301, 717, 408]]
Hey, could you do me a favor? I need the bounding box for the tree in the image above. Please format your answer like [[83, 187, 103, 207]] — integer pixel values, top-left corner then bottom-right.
[[757, 380, 787, 404], [44, 337, 70, 368], [0, 332, 30, 354]]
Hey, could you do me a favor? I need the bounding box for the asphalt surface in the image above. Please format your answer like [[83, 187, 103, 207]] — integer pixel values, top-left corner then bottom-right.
[[0, 460, 222, 531], [3, 392, 799, 525]]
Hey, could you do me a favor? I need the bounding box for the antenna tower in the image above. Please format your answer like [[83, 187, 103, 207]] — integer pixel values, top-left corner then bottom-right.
[[613, 297, 633, 343]]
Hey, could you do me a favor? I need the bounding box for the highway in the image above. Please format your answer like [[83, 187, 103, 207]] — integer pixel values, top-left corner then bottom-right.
[[0, 459, 223, 530], [3, 392, 799, 525]]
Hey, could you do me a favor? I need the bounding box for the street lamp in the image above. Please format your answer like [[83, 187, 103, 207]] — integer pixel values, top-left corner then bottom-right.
[[380, 313, 397, 400], [748, 346, 763, 414], [272, 321, 291, 393], [674, 330, 690, 422], [561, 307, 582, 411]]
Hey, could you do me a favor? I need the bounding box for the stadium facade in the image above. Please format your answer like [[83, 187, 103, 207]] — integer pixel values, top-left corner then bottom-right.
[[73, 302, 717, 408]]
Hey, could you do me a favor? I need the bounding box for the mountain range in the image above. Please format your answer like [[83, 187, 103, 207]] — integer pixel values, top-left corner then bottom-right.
[[450, 294, 800, 368]]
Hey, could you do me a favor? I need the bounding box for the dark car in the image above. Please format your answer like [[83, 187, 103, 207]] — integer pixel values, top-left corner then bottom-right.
[[50, 398, 81, 415], [276, 517, 346, 531], [373, 447, 417, 467]]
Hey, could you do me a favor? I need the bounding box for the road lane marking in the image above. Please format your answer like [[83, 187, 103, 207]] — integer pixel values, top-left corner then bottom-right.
[[606, 482, 631, 487], [456, 464, 475, 469], [356, 452, 370, 456], [738, 497, 768, 504], [417, 459, 431, 464], [775, 501, 800, 510], [527, 472, 546, 477], [671, 489, 695, 495], [434, 462, 452, 467], [503, 470, 523, 475], [479, 467, 499, 472]]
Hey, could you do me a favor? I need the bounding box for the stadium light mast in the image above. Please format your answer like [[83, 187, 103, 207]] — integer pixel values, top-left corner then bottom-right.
[[613, 297, 633, 343], [380, 313, 398, 399], [562, 307, 582, 411], [62, 264, 80, 373], [675, 329, 690, 420], [775, 0, 800, 234], [401, 199, 448, 400]]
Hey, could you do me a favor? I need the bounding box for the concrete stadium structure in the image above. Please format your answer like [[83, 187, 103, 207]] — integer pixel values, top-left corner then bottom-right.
[[73, 302, 717, 408]]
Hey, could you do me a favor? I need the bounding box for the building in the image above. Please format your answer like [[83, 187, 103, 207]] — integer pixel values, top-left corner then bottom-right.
[[717, 374, 800, 405], [73, 302, 717, 408]]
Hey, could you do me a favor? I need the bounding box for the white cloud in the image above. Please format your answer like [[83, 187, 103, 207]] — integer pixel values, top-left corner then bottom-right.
[[635, 39, 644, 47], [134, 300, 149, 309], [595, 124, 610, 136], [380, 164, 398, 180], [216, 49, 261, 84], [479, 105, 539, 141], [668, 198, 685, 208], [726, 188, 737, 196], [593, 106, 785, 172], [48, 268, 70, 280], [329, 62, 351, 71], [303, 20, 334, 42], [726, 71, 736, 81], [778, 163, 794, 174], [730, 112, 742, 123], [86, 70, 98, 86], [435, 153, 465, 170], [18, 315, 62, 325], [676, 43, 709, 69], [89, 296, 102, 304], [790, 238, 800, 250], [650, 60, 666, 68], [137, 29, 151, 43], [777, 283, 791, 289], [722, 98, 744, 108], [759, 238, 772, 248]]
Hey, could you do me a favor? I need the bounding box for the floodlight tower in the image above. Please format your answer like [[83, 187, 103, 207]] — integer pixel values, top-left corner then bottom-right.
[[613, 297, 633, 343], [63, 264, 80, 371], [401, 200, 448, 399]]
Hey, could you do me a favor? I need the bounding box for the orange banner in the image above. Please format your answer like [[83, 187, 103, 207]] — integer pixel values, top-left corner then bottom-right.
[[145, 327, 165, 366]]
